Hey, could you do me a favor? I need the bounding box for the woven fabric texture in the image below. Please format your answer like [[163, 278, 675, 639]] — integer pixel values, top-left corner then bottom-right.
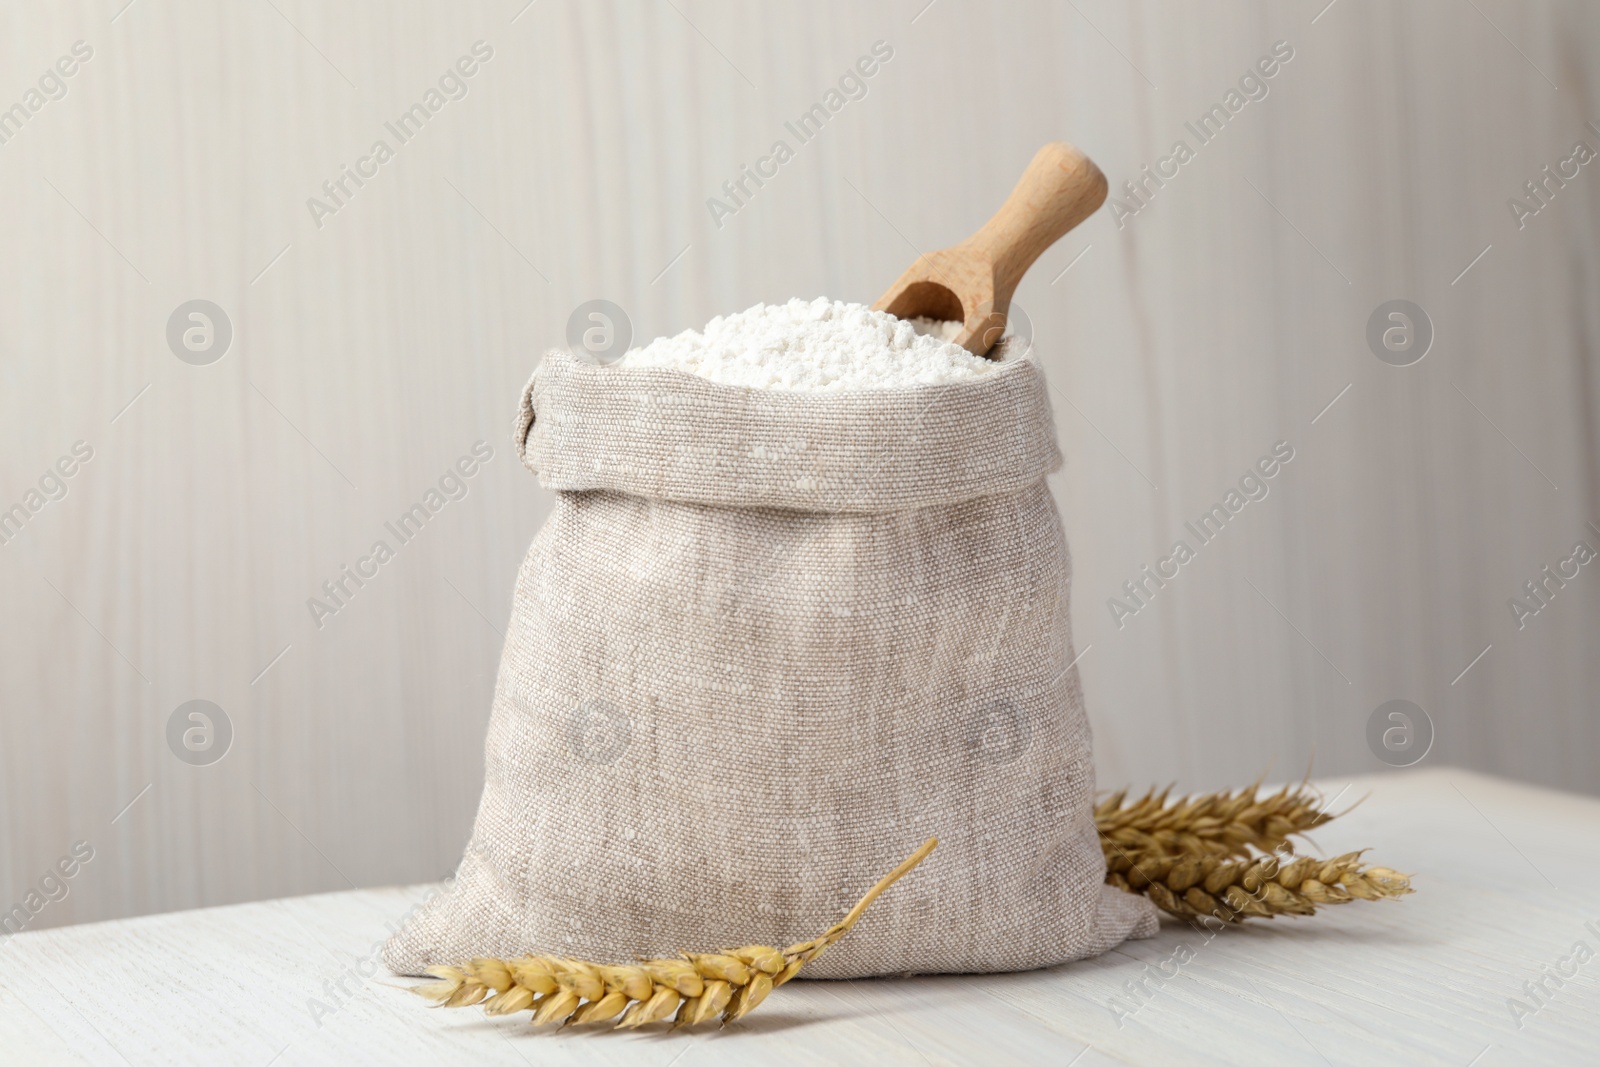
[[385, 342, 1157, 979]]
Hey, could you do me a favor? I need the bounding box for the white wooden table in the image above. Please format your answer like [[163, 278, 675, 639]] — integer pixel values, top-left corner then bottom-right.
[[3, 768, 1596, 1066]]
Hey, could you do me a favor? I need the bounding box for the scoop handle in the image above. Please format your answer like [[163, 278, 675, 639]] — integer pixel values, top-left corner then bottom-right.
[[959, 142, 1107, 308]]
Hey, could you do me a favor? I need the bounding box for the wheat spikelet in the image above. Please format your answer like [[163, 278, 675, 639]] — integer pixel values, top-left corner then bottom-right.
[[1096, 778, 1336, 866], [1106, 849, 1412, 923], [411, 837, 937, 1031]]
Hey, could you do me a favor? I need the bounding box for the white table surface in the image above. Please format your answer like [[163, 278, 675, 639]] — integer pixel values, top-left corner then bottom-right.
[[3, 767, 1596, 1066]]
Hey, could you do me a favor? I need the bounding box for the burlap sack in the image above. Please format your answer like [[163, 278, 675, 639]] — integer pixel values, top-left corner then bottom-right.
[[386, 340, 1156, 979]]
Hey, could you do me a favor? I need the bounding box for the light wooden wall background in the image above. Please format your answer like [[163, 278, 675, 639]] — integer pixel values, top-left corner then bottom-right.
[[2, 0, 1596, 931]]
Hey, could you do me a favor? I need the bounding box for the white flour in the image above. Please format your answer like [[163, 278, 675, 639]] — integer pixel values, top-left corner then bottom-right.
[[616, 297, 994, 391]]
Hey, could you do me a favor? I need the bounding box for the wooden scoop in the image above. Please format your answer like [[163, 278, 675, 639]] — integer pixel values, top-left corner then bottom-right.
[[873, 141, 1107, 357]]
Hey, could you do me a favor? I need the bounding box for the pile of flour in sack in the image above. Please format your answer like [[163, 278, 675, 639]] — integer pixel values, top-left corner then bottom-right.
[[615, 297, 994, 391]]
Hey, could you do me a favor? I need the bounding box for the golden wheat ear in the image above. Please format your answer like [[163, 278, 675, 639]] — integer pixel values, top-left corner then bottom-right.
[[1096, 780, 1413, 923], [1096, 778, 1337, 865], [409, 837, 937, 1031], [1108, 850, 1413, 922]]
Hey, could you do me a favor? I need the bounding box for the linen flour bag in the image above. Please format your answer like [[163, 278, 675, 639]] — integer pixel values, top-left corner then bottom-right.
[[386, 304, 1156, 978]]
